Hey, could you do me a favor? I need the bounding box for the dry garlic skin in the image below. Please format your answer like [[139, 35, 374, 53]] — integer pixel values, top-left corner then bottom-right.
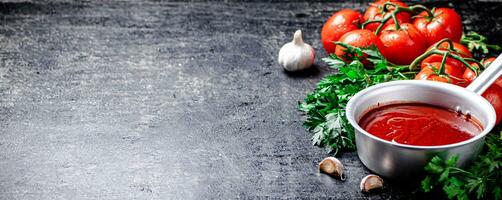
[[319, 157, 345, 180]]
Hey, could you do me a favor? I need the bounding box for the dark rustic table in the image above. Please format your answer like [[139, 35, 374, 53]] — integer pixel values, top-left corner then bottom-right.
[[0, 1, 500, 199]]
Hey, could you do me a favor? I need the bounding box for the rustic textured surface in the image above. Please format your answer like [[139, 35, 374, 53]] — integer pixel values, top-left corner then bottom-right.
[[0, 1, 500, 199]]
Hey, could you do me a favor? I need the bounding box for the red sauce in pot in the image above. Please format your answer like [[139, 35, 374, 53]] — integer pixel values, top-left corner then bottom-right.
[[358, 103, 483, 146]]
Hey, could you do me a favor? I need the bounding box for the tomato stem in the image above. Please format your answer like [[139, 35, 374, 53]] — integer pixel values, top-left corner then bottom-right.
[[409, 48, 435, 71], [434, 38, 456, 52], [440, 52, 476, 74], [371, 3, 433, 34], [464, 58, 484, 69], [374, 2, 402, 34], [374, 15, 391, 34], [361, 20, 381, 30], [362, 3, 435, 35], [439, 74, 452, 84], [409, 37, 478, 76], [439, 52, 449, 74], [401, 71, 419, 75], [381, 3, 390, 13], [408, 48, 477, 76], [409, 5, 435, 21], [391, 12, 401, 30], [430, 50, 477, 74], [446, 53, 478, 76], [387, 65, 411, 72], [463, 58, 483, 76]]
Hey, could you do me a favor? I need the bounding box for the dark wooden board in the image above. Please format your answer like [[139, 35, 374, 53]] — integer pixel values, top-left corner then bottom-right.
[[0, 1, 500, 199]]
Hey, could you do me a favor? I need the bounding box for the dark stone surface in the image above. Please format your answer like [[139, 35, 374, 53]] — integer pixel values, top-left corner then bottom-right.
[[0, 1, 500, 199]]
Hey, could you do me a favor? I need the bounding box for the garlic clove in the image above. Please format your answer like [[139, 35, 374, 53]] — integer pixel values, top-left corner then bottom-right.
[[278, 29, 315, 72], [319, 157, 345, 180], [360, 174, 384, 193]]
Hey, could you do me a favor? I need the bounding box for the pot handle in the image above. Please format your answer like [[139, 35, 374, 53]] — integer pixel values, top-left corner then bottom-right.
[[466, 53, 502, 95]]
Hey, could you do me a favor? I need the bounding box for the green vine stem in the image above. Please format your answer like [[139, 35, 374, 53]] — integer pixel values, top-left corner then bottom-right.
[[408, 38, 479, 76], [382, 2, 401, 31], [463, 58, 485, 74], [409, 49, 478, 76], [439, 74, 452, 84], [361, 3, 435, 35], [387, 65, 412, 72], [409, 5, 435, 21], [409, 48, 435, 70], [439, 51, 449, 74], [434, 38, 457, 52], [390, 12, 400, 30]]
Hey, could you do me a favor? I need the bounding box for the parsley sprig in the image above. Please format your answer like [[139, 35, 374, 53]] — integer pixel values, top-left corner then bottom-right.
[[422, 131, 502, 200], [461, 31, 501, 55], [298, 43, 416, 154]]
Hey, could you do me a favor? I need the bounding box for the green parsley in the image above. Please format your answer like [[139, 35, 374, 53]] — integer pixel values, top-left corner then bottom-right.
[[298, 43, 416, 154], [422, 130, 502, 200], [461, 31, 501, 55]]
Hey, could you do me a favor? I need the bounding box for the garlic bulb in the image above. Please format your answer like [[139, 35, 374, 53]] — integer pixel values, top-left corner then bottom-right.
[[278, 30, 315, 71]]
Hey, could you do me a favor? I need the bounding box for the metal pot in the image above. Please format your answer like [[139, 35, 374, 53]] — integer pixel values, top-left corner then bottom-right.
[[345, 54, 502, 179]]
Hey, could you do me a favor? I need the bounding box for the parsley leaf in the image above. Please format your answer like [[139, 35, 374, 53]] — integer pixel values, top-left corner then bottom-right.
[[298, 44, 416, 154], [422, 130, 502, 200]]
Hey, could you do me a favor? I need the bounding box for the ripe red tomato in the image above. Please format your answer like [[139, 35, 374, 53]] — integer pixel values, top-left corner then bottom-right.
[[420, 60, 464, 82], [335, 29, 384, 61], [421, 42, 472, 79], [483, 57, 496, 66], [379, 23, 427, 64], [482, 57, 502, 88], [416, 62, 468, 86], [435, 41, 472, 58], [463, 57, 501, 88], [413, 8, 463, 46], [462, 62, 480, 83], [415, 64, 449, 83], [363, 0, 411, 31], [321, 9, 363, 54], [482, 84, 502, 124]]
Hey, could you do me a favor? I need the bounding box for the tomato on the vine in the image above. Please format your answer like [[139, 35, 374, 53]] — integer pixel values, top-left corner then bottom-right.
[[483, 57, 496, 66], [482, 57, 502, 88], [421, 42, 472, 79], [363, 0, 411, 31], [413, 8, 463, 46], [463, 57, 501, 87], [415, 63, 449, 83], [335, 29, 384, 62], [321, 9, 363, 54], [416, 62, 468, 86], [482, 84, 502, 124], [379, 23, 427, 64], [420, 61, 464, 82], [436, 40, 472, 58], [462, 62, 479, 83]]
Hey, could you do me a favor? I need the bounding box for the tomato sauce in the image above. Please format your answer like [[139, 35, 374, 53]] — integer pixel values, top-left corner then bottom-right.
[[358, 103, 483, 146]]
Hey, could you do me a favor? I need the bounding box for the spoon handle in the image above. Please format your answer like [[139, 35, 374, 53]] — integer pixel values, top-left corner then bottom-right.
[[466, 53, 502, 95]]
